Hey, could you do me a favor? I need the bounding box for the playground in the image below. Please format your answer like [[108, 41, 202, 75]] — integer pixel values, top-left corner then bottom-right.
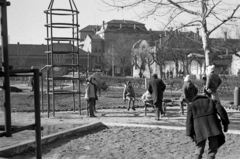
[[1, 81, 240, 158]]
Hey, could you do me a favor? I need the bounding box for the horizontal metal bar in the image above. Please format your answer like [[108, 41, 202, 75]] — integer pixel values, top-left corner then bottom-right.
[[45, 37, 79, 41], [45, 51, 79, 54]]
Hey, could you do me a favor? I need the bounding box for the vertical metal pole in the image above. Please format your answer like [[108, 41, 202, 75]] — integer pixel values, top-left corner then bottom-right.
[[46, 10, 50, 118], [41, 71, 44, 112], [75, 7, 81, 115], [1, 0, 12, 137], [49, 4, 55, 117], [112, 44, 114, 77], [33, 69, 42, 159]]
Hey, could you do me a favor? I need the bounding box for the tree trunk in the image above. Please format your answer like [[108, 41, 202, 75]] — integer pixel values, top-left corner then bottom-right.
[[201, 25, 212, 67], [147, 63, 152, 77], [159, 64, 163, 79], [175, 60, 179, 77]]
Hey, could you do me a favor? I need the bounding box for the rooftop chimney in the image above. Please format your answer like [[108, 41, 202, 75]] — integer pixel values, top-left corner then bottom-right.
[[224, 31, 227, 41], [102, 21, 105, 30], [195, 28, 199, 40]]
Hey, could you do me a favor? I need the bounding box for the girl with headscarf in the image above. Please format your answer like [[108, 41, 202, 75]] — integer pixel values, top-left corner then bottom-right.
[[179, 75, 198, 115]]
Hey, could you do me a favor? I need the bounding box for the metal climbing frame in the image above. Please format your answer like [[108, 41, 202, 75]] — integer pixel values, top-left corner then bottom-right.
[[0, 1, 42, 158], [43, 0, 81, 117]]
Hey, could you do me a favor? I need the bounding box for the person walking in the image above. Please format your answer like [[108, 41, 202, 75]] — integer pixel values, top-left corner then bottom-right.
[[123, 81, 136, 111], [186, 95, 230, 159], [28, 66, 35, 91], [84, 76, 97, 117], [205, 65, 222, 103], [148, 73, 166, 120], [179, 75, 198, 115]]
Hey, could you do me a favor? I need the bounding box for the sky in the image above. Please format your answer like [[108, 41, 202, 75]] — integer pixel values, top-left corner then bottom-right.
[[5, 0, 160, 44], [4, 0, 240, 44]]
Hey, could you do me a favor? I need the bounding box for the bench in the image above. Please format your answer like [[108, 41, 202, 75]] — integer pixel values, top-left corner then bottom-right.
[[144, 99, 172, 116]]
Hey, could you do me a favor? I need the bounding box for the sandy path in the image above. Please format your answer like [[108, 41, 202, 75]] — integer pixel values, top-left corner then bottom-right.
[[12, 126, 240, 159]]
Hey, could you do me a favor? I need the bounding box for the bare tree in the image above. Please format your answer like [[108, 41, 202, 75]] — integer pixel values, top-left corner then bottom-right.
[[103, 35, 136, 76], [101, 0, 240, 67], [132, 40, 154, 77]]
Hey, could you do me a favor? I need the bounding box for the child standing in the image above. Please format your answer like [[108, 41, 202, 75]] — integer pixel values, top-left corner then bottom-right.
[[84, 76, 97, 117]]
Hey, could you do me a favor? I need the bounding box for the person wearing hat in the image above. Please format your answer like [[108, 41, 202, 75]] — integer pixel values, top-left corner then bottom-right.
[[179, 75, 198, 115], [148, 73, 166, 120], [205, 65, 222, 103], [123, 81, 136, 111]]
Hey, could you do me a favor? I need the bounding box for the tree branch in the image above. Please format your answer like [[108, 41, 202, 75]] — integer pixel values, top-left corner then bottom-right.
[[205, 0, 222, 18], [167, 0, 199, 16], [208, 4, 240, 35]]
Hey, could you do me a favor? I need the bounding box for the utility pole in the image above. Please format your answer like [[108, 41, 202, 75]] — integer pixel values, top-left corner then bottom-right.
[[112, 44, 114, 77]]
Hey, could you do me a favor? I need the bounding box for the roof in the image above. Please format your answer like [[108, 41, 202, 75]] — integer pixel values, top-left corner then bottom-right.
[[89, 35, 103, 40], [80, 25, 101, 32], [106, 20, 145, 25], [1, 43, 86, 56]]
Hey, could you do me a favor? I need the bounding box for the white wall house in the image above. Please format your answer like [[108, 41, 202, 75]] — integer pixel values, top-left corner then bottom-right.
[[231, 52, 240, 75], [132, 39, 206, 79]]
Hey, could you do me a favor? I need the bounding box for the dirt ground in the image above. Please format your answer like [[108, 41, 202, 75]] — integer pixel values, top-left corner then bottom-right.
[[11, 126, 240, 159], [1, 106, 238, 159]]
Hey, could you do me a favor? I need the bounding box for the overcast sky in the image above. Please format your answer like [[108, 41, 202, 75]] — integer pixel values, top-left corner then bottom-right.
[[4, 0, 240, 44], [5, 0, 160, 44]]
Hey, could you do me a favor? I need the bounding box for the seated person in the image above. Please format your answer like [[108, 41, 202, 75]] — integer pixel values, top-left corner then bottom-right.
[[179, 75, 198, 115], [141, 90, 154, 110], [123, 81, 136, 111], [141, 90, 153, 103]]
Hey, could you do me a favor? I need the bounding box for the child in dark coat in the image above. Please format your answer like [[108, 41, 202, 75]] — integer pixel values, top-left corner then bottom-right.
[[186, 95, 229, 159]]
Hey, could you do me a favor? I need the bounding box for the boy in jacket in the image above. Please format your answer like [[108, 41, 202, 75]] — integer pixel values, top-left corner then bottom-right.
[[186, 95, 230, 159]]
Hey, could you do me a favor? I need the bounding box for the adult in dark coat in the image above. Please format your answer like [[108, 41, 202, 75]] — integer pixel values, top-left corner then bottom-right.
[[186, 95, 230, 159], [148, 74, 166, 120]]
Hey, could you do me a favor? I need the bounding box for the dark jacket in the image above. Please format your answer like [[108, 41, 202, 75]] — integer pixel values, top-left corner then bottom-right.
[[148, 77, 166, 104], [206, 73, 222, 93], [186, 95, 230, 147], [123, 85, 135, 99], [180, 81, 198, 102]]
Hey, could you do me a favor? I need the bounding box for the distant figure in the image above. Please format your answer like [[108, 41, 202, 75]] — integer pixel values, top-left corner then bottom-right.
[[179, 75, 198, 115], [205, 65, 222, 103], [123, 81, 136, 111], [166, 71, 169, 79], [186, 95, 230, 159], [148, 73, 166, 120], [170, 71, 173, 79], [84, 76, 97, 117], [28, 66, 35, 91]]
